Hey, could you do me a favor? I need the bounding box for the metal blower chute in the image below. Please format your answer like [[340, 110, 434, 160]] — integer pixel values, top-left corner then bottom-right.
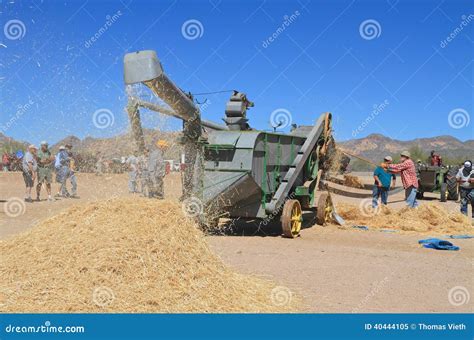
[[124, 50, 336, 238]]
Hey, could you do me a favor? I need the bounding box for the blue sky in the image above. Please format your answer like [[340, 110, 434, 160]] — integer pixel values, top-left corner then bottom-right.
[[0, 0, 473, 145]]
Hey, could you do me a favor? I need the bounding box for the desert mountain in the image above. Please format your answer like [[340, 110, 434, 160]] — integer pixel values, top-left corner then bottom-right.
[[338, 134, 473, 163], [0, 132, 29, 154], [3, 132, 472, 165]]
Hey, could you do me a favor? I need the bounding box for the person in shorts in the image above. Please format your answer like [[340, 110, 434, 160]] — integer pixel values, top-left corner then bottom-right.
[[36, 141, 54, 201], [22, 145, 38, 202]]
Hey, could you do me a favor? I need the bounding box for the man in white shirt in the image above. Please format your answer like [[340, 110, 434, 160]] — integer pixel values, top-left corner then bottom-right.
[[456, 160, 474, 219]]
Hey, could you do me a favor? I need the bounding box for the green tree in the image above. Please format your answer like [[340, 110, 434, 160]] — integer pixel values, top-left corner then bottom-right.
[[408, 145, 427, 163]]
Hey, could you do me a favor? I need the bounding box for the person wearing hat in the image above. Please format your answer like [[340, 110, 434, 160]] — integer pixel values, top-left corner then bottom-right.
[[147, 140, 169, 199], [389, 151, 419, 208], [22, 145, 38, 202], [372, 156, 396, 208], [456, 160, 474, 220], [36, 141, 55, 201]]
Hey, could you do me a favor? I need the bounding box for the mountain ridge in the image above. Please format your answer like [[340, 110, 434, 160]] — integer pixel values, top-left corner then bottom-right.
[[2, 132, 472, 163]]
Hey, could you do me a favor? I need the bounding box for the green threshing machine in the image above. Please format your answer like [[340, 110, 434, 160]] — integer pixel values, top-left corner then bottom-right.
[[123, 50, 337, 238]]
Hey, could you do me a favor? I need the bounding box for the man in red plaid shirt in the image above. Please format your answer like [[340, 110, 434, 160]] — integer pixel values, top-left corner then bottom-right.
[[389, 151, 419, 208]]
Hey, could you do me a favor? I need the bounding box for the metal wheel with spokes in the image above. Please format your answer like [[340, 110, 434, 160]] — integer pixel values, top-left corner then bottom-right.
[[281, 199, 302, 238], [316, 192, 333, 225]]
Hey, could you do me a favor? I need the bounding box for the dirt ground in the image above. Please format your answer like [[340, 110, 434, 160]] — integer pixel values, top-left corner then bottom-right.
[[1, 171, 472, 313]]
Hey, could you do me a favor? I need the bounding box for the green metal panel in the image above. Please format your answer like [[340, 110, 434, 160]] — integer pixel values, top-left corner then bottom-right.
[[202, 170, 249, 204], [295, 186, 309, 196], [274, 134, 281, 196], [201, 124, 315, 218], [261, 133, 268, 209]]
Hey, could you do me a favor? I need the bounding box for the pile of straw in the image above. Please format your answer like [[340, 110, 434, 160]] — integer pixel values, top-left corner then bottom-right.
[[336, 202, 471, 233], [343, 175, 365, 189], [327, 148, 345, 175], [0, 198, 298, 313]]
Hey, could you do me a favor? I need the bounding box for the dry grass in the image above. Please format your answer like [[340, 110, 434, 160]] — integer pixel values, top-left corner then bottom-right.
[[343, 175, 365, 189], [327, 148, 345, 175], [0, 198, 299, 313], [336, 202, 471, 234]]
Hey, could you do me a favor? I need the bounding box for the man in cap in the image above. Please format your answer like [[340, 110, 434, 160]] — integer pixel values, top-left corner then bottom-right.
[[147, 140, 168, 199], [36, 141, 55, 201], [389, 151, 419, 208], [456, 160, 474, 220], [22, 145, 38, 202], [372, 156, 396, 208]]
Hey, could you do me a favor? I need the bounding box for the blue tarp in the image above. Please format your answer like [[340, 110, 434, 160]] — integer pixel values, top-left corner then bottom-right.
[[418, 238, 459, 251]]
